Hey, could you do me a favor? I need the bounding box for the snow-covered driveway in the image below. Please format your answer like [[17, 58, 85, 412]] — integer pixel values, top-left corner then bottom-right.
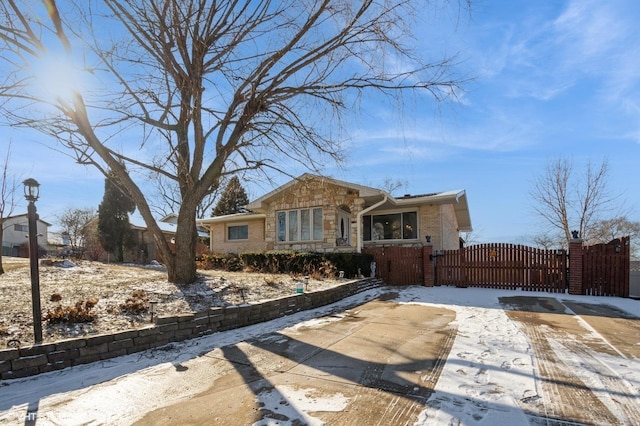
[[412, 288, 640, 425], [0, 286, 638, 425]]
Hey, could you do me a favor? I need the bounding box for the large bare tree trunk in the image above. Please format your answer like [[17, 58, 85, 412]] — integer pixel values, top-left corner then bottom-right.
[[170, 202, 199, 284]]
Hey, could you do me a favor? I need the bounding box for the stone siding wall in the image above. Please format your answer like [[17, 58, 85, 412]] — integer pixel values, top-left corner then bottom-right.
[[0, 278, 382, 380], [264, 178, 363, 252]]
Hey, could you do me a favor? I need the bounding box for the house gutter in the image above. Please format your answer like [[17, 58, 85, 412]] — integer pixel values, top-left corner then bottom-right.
[[356, 194, 388, 253]]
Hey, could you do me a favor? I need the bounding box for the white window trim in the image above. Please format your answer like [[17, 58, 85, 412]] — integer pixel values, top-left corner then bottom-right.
[[227, 223, 249, 241], [276, 207, 323, 243]]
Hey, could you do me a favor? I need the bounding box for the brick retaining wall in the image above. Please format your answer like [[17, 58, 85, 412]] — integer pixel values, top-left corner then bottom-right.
[[0, 278, 383, 380]]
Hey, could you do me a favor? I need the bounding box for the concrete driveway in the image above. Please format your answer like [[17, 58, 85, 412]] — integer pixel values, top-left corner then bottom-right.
[[1, 286, 638, 425], [135, 291, 457, 425], [134, 289, 640, 426]]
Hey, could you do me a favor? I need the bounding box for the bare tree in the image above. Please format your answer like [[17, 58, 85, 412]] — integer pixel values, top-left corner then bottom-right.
[[150, 172, 226, 220], [590, 216, 640, 259], [0, 0, 469, 283], [530, 158, 621, 247], [0, 141, 19, 274], [381, 178, 409, 196], [530, 232, 557, 250], [57, 207, 96, 258], [460, 228, 482, 247]]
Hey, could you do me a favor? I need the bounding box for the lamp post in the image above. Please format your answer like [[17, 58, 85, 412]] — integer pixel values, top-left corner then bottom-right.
[[23, 178, 43, 344]]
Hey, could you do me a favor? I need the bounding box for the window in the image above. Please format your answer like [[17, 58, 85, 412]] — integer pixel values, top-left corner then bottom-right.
[[363, 212, 417, 241], [227, 225, 248, 240], [313, 208, 323, 240], [288, 211, 298, 241], [300, 209, 310, 240], [277, 207, 323, 242], [14, 224, 28, 232], [277, 212, 286, 242]]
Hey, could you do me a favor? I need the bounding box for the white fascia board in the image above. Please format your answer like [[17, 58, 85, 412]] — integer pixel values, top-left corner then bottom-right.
[[245, 173, 386, 210], [198, 213, 266, 225]]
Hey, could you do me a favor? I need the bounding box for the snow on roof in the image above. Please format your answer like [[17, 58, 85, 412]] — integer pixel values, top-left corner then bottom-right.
[[129, 213, 209, 238]]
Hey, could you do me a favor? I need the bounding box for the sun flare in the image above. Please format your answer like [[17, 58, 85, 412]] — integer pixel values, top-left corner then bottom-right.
[[30, 53, 88, 103]]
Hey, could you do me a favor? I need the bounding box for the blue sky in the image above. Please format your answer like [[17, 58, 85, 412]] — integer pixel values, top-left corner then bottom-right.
[[5, 0, 640, 244]]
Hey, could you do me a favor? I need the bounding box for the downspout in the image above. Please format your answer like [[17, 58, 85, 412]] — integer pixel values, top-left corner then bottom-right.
[[356, 194, 388, 253]]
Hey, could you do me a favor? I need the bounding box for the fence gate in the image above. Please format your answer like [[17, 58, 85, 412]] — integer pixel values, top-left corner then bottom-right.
[[365, 247, 423, 285], [436, 243, 567, 292], [582, 237, 630, 297]]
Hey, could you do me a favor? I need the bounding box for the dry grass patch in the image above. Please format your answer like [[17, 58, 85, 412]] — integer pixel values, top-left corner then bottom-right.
[[0, 258, 344, 347]]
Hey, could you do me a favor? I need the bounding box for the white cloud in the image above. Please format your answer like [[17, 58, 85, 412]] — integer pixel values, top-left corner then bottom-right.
[[553, 0, 640, 82], [553, 0, 622, 59], [468, 0, 639, 105], [346, 108, 538, 169]]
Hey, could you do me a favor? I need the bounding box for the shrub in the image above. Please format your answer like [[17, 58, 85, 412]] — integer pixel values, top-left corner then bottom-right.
[[239, 251, 372, 279], [119, 290, 149, 314], [196, 251, 243, 271], [324, 252, 374, 278], [196, 250, 373, 278], [43, 298, 99, 324], [240, 251, 325, 275]]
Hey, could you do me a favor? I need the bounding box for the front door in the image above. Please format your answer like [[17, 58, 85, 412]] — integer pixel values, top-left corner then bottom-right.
[[337, 209, 350, 246]]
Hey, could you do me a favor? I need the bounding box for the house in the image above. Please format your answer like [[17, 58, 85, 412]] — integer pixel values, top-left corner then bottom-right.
[[198, 174, 472, 254], [82, 213, 209, 263], [1, 214, 50, 257], [129, 214, 209, 263], [47, 231, 72, 256]]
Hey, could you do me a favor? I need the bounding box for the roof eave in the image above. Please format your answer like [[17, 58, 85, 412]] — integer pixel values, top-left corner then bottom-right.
[[245, 173, 386, 210], [198, 213, 266, 225], [395, 189, 472, 232]]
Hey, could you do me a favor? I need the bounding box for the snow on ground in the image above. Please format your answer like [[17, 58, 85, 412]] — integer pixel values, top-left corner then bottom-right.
[[253, 386, 349, 426], [0, 286, 638, 425], [402, 289, 535, 425], [406, 287, 640, 425], [0, 290, 382, 425]]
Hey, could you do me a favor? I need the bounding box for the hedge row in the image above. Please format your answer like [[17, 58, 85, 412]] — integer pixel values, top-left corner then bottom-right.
[[196, 251, 374, 279]]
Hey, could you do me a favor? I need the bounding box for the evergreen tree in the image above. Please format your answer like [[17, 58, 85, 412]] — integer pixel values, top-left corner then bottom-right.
[[212, 176, 249, 216], [98, 170, 136, 262]]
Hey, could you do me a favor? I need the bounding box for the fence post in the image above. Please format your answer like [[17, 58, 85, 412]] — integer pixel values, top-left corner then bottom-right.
[[423, 243, 434, 287], [568, 237, 583, 295]]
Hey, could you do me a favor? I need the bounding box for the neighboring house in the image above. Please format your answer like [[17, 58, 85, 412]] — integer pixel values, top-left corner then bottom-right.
[[83, 213, 208, 263], [47, 231, 72, 257], [128, 214, 209, 263], [1, 214, 50, 257], [198, 174, 472, 254]]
